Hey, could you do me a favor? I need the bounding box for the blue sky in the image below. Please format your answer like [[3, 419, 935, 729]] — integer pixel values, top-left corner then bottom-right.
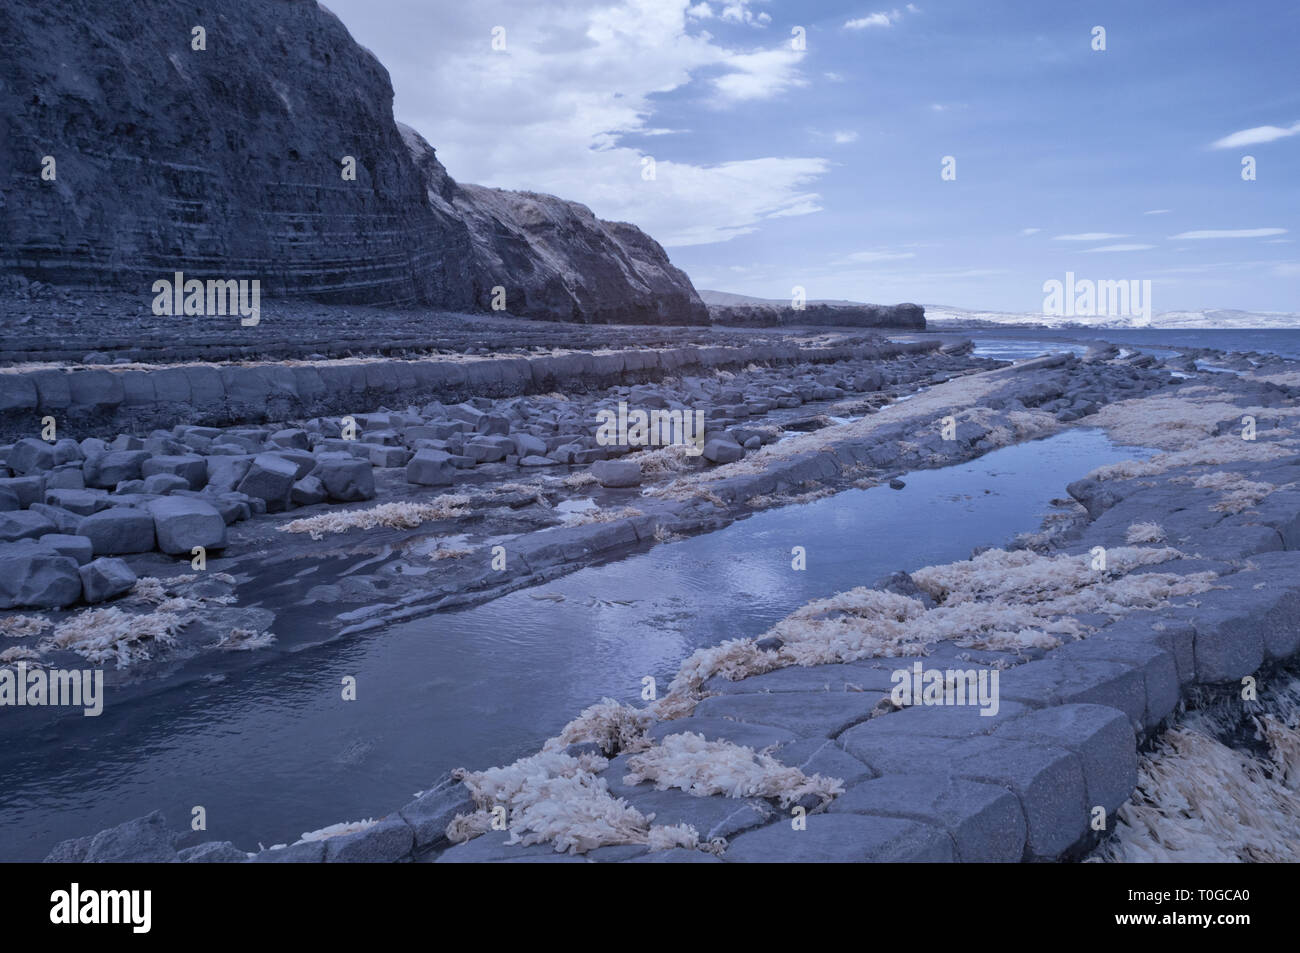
[[325, 0, 1299, 314]]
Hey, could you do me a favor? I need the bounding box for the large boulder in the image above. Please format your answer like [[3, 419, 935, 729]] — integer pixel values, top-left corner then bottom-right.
[[406, 449, 456, 487], [83, 450, 151, 489], [76, 508, 156, 555], [0, 510, 57, 542], [0, 543, 82, 608], [7, 437, 56, 474], [236, 454, 298, 512], [315, 458, 376, 502], [141, 454, 208, 490], [702, 434, 745, 464], [591, 459, 643, 488], [146, 498, 228, 555], [79, 556, 138, 603]]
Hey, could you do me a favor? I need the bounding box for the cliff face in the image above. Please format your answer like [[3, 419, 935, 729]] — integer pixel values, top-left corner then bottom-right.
[[0, 0, 706, 324], [708, 302, 926, 330], [402, 128, 706, 325]]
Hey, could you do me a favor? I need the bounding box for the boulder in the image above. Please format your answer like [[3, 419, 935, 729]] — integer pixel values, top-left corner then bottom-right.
[[236, 454, 299, 512], [7, 437, 55, 474], [702, 434, 744, 464], [79, 557, 138, 603], [83, 450, 150, 488], [591, 459, 642, 488], [406, 449, 456, 486], [76, 508, 157, 555], [0, 510, 57, 542], [291, 476, 328, 506], [37, 533, 94, 566], [146, 497, 228, 555], [316, 458, 376, 502], [0, 544, 82, 608], [141, 454, 208, 490]]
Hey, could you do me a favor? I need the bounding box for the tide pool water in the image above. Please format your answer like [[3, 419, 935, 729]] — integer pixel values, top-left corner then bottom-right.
[[0, 428, 1150, 860]]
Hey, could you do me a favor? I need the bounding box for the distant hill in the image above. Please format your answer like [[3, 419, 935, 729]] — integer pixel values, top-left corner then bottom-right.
[[698, 290, 924, 330], [925, 305, 1300, 330]]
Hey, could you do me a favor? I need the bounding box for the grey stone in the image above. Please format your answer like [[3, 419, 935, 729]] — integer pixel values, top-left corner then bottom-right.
[[316, 458, 376, 502], [177, 841, 251, 863], [948, 737, 1088, 861], [702, 434, 744, 464], [405, 449, 457, 486], [992, 703, 1137, 816], [828, 773, 1025, 862], [0, 510, 57, 542], [692, 690, 883, 739], [0, 543, 83, 608], [83, 450, 150, 488], [996, 658, 1146, 726], [42, 488, 109, 516], [591, 458, 642, 488], [146, 497, 228, 555], [291, 476, 328, 506], [434, 831, 587, 863], [77, 508, 156, 555], [723, 813, 953, 862], [142, 473, 190, 495], [248, 840, 326, 863], [37, 533, 94, 566], [236, 453, 298, 512], [8, 437, 55, 473], [141, 454, 207, 490], [399, 782, 476, 850], [80, 811, 178, 863], [0, 475, 42, 507], [322, 816, 415, 863], [78, 556, 138, 603]]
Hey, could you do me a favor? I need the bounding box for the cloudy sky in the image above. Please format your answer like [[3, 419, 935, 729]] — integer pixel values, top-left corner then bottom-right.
[[324, 0, 1299, 314]]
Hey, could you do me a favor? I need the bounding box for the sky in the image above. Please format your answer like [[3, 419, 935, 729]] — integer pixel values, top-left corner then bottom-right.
[[323, 0, 1300, 315]]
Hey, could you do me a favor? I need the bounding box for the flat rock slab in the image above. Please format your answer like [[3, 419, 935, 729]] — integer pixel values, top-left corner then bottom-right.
[[723, 813, 954, 863], [828, 773, 1026, 862], [692, 690, 884, 739]]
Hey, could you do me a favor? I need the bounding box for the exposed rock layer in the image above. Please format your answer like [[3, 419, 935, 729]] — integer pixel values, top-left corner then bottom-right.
[[708, 302, 926, 330], [0, 0, 706, 324]]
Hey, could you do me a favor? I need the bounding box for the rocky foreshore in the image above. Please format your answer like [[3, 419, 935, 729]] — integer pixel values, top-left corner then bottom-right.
[[30, 335, 1300, 863]]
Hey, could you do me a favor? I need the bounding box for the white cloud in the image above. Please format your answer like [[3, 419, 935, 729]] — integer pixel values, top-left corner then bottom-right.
[[1021, 227, 1041, 236], [686, 2, 713, 18], [1170, 228, 1287, 239], [712, 47, 807, 102], [1274, 263, 1300, 277], [832, 130, 859, 144], [1210, 122, 1300, 149], [1053, 232, 1130, 241], [720, 2, 771, 27], [328, 0, 826, 248], [843, 250, 916, 263], [845, 10, 901, 29], [1083, 244, 1155, 253], [1143, 209, 1171, 215], [823, 71, 846, 82]]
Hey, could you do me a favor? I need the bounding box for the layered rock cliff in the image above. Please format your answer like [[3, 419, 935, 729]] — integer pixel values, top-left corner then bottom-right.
[[0, 0, 706, 324]]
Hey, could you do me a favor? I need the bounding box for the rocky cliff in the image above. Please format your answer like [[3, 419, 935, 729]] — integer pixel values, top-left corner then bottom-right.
[[0, 0, 706, 324], [707, 301, 926, 330]]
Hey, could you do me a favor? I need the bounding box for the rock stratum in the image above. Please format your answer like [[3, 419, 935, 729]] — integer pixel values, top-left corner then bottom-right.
[[707, 301, 926, 330], [0, 0, 706, 324]]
